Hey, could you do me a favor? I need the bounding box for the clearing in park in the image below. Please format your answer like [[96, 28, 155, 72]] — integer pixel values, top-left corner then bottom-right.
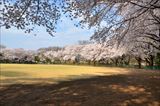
[[0, 64, 160, 106]]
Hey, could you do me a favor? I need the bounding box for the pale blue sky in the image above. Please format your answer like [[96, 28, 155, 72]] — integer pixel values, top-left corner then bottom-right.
[[1, 17, 94, 50]]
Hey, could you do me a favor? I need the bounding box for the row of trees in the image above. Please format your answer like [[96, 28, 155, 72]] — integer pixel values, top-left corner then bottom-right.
[[0, 47, 35, 63], [1, 0, 160, 69], [1, 43, 159, 68]]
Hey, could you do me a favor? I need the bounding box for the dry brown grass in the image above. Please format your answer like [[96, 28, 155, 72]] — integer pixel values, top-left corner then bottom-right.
[[0, 64, 160, 106]]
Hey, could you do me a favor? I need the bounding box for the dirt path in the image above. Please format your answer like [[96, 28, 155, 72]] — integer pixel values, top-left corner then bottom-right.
[[0, 69, 160, 106]]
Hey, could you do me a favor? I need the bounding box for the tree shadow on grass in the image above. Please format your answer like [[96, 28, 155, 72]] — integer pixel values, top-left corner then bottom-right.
[[0, 74, 97, 85], [0, 71, 160, 106]]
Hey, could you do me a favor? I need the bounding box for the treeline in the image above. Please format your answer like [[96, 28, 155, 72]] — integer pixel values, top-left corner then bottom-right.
[[0, 44, 160, 69]]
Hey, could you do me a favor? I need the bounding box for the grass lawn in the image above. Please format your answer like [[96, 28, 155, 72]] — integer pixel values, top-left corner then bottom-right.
[[0, 64, 160, 106], [0, 64, 129, 85]]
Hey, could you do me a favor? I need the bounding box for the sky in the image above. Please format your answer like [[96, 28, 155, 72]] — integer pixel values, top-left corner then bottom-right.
[[1, 16, 94, 50]]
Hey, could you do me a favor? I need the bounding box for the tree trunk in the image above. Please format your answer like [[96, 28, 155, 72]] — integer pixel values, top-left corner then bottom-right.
[[93, 61, 96, 66], [88, 60, 91, 65], [149, 55, 154, 67], [145, 58, 150, 66], [126, 57, 130, 66], [136, 57, 142, 68], [115, 58, 118, 66]]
